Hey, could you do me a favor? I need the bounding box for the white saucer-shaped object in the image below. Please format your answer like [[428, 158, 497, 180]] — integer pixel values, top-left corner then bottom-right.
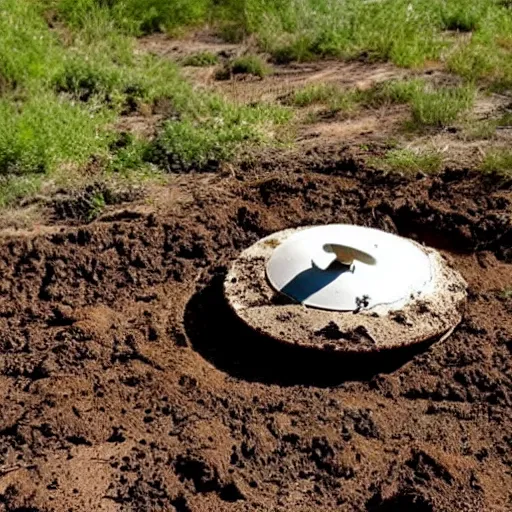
[[224, 225, 467, 352], [266, 225, 432, 311]]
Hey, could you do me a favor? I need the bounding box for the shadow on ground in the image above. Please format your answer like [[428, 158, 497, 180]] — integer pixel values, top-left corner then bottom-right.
[[184, 273, 435, 387]]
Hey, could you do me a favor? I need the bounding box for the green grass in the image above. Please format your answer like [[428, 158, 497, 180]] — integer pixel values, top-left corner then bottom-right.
[[0, 93, 114, 176], [0, 0, 291, 207], [0, 175, 44, 208], [182, 51, 219, 67], [46, 0, 512, 90], [230, 54, 271, 77], [290, 78, 475, 128], [215, 54, 271, 79], [52, 0, 213, 35], [372, 148, 443, 174], [147, 100, 290, 170], [0, 0, 64, 91], [87, 191, 107, 220], [462, 111, 512, 140], [289, 80, 425, 114], [291, 84, 337, 107], [480, 149, 512, 176], [409, 83, 476, 128], [362, 79, 426, 107], [290, 83, 361, 113], [0, 0, 508, 208]]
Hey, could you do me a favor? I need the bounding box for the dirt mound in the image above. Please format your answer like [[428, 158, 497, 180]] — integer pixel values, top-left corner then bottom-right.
[[0, 152, 511, 511]]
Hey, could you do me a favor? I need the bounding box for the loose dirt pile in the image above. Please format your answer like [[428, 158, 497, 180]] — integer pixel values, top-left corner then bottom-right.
[[0, 147, 511, 511]]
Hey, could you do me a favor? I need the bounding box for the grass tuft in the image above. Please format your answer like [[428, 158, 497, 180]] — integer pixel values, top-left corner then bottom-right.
[[182, 51, 219, 67], [480, 150, 512, 176], [290, 83, 360, 113], [290, 78, 475, 129], [363, 79, 426, 108], [0, 93, 113, 176], [230, 54, 271, 78], [498, 287, 512, 299], [409, 84, 476, 128], [146, 100, 290, 170], [372, 148, 443, 174]]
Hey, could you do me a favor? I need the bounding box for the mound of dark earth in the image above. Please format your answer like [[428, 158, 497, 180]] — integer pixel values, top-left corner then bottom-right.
[[0, 148, 511, 511]]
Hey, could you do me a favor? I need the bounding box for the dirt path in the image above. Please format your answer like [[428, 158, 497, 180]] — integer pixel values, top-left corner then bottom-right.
[[136, 33, 512, 167]]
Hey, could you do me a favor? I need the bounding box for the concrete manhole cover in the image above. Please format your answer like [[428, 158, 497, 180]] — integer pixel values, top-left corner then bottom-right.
[[224, 225, 467, 353]]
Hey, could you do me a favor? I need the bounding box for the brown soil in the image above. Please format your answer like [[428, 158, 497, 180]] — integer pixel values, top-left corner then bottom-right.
[[0, 143, 511, 511], [138, 32, 512, 166]]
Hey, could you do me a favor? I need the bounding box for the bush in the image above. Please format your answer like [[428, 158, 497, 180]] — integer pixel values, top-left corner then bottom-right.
[[230, 55, 270, 78], [146, 100, 290, 170], [182, 52, 219, 67], [0, 94, 113, 175]]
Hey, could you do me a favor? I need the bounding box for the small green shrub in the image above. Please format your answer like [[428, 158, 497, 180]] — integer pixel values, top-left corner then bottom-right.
[[146, 101, 290, 170], [480, 149, 512, 176], [230, 55, 270, 78], [410, 84, 476, 128], [0, 93, 113, 175], [54, 57, 123, 101], [182, 52, 219, 67], [87, 191, 106, 220]]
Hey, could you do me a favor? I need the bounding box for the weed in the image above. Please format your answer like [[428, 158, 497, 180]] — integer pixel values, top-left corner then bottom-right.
[[87, 191, 106, 220], [0, 175, 43, 208], [362, 79, 426, 108], [54, 0, 212, 35], [182, 52, 219, 67], [108, 135, 152, 174], [372, 148, 443, 174], [439, 2, 485, 32], [146, 100, 290, 170], [230, 55, 270, 78], [496, 112, 512, 127], [480, 150, 512, 176], [463, 119, 498, 140], [0, 0, 294, 207], [290, 83, 361, 114], [409, 84, 476, 128], [0, 93, 113, 176], [54, 56, 123, 102], [446, 2, 512, 89], [498, 288, 512, 299], [0, 0, 63, 90], [49, 0, 512, 90]]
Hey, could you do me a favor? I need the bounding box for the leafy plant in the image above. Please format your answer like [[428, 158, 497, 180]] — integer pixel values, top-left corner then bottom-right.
[[87, 191, 106, 220]]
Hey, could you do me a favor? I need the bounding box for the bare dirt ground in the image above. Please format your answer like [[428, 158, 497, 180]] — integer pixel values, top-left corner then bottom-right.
[[139, 33, 512, 162], [0, 35, 512, 512]]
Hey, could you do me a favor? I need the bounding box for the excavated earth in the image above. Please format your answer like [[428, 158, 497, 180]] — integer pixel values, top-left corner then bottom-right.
[[0, 146, 511, 511]]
